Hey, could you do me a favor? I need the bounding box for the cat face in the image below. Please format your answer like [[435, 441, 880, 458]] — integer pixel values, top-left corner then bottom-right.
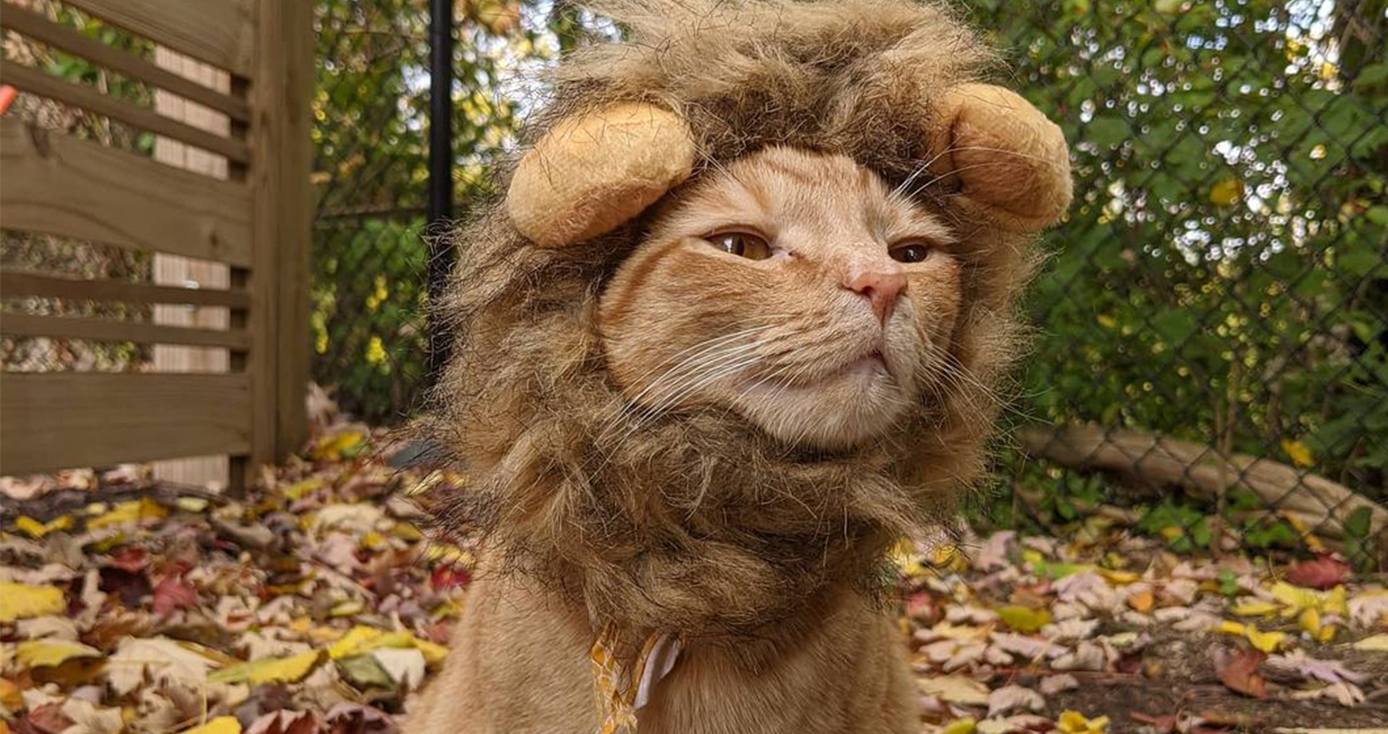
[[599, 146, 964, 449]]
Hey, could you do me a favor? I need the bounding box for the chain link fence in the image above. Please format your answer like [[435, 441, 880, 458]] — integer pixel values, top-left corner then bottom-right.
[[309, 0, 1388, 565]]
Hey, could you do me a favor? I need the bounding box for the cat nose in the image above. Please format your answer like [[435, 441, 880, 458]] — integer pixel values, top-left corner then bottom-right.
[[843, 265, 906, 325]]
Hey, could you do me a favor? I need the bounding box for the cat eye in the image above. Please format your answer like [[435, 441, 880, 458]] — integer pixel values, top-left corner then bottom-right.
[[890, 242, 932, 264], [708, 232, 772, 261]]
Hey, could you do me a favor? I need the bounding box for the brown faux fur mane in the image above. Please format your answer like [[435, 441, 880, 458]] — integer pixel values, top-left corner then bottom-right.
[[416, 0, 1035, 640]]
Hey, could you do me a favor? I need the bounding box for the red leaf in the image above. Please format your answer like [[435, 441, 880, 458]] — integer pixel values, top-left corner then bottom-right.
[[1215, 648, 1268, 699], [18, 703, 72, 734], [430, 564, 471, 592], [105, 546, 149, 573], [1130, 712, 1177, 733], [1285, 554, 1349, 590], [152, 574, 199, 615]]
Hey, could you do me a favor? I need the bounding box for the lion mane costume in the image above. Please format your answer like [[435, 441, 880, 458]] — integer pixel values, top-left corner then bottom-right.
[[413, 0, 1069, 723]]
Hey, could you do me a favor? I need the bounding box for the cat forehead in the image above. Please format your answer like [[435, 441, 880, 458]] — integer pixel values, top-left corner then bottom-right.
[[677, 146, 952, 240]]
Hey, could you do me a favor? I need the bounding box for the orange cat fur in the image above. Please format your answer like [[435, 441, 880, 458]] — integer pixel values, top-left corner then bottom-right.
[[408, 0, 1070, 730]]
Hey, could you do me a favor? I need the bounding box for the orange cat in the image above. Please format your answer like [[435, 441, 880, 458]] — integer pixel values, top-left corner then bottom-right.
[[408, 0, 1070, 731]]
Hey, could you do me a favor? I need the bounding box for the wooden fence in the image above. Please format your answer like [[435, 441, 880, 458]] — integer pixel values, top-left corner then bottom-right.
[[0, 0, 312, 487]]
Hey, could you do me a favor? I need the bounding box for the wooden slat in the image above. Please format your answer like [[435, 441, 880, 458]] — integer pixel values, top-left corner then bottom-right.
[[0, 62, 249, 162], [0, 372, 251, 475], [0, 4, 250, 121], [2, 313, 249, 350], [1, 272, 250, 308], [251, 0, 315, 464], [0, 117, 252, 266], [61, 0, 254, 79]]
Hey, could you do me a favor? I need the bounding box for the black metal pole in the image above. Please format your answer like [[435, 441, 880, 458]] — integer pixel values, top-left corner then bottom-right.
[[425, 0, 455, 384]]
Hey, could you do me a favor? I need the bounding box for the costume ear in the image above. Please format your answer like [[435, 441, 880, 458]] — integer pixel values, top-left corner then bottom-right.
[[506, 102, 697, 247], [929, 84, 1072, 232]]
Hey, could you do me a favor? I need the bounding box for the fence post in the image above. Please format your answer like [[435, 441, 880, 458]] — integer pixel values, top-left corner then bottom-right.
[[426, 0, 456, 385], [249, 0, 313, 469]]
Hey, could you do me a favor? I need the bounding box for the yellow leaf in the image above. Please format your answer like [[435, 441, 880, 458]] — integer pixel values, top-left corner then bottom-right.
[[1217, 620, 1248, 637], [87, 498, 167, 530], [178, 716, 242, 734], [1159, 526, 1184, 540], [1271, 581, 1320, 615], [996, 605, 1051, 633], [176, 497, 210, 513], [1, 677, 24, 713], [327, 626, 448, 665], [1281, 439, 1314, 468], [1232, 600, 1281, 617], [1244, 623, 1287, 653], [1209, 179, 1243, 207], [1058, 710, 1110, 734], [0, 583, 65, 622], [282, 478, 324, 501], [1096, 568, 1140, 585], [208, 650, 320, 686], [1299, 607, 1322, 636], [940, 719, 977, 734], [1352, 633, 1388, 651], [330, 600, 364, 617], [311, 431, 366, 461], [13, 515, 73, 538], [16, 640, 101, 668], [392, 521, 424, 541]]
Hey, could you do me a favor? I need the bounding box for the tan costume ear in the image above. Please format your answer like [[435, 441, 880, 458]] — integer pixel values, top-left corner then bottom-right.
[[506, 102, 698, 247], [929, 84, 1072, 232]]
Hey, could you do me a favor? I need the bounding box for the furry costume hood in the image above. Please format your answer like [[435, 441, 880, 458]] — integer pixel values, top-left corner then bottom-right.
[[417, 0, 1059, 639]]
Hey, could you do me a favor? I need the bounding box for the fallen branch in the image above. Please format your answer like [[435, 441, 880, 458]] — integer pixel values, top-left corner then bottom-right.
[[1015, 424, 1388, 543]]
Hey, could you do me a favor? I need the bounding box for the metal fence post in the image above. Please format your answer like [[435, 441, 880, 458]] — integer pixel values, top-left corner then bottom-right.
[[425, 0, 455, 385]]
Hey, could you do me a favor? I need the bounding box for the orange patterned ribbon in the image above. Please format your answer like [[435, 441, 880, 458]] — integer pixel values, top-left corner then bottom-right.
[[591, 623, 682, 734]]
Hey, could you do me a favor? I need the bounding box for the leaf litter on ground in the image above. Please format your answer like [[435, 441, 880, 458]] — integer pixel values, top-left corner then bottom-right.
[[2, 390, 1387, 733]]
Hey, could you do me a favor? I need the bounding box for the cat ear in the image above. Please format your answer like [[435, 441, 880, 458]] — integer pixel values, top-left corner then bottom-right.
[[506, 102, 698, 247], [929, 84, 1072, 232]]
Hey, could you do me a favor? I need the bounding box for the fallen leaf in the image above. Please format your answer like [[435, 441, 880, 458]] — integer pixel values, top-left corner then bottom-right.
[[245, 710, 319, 734], [918, 674, 989, 705], [1286, 555, 1350, 590], [1352, 633, 1388, 651], [87, 498, 167, 530], [0, 583, 65, 622], [16, 639, 102, 668], [322, 703, 394, 734], [58, 697, 122, 734], [336, 654, 395, 691], [1057, 710, 1110, 734], [1231, 600, 1280, 617], [371, 648, 425, 690], [13, 515, 74, 539], [1130, 712, 1177, 733], [986, 684, 1044, 717], [939, 719, 976, 734], [105, 636, 224, 696], [1279, 438, 1314, 467], [1289, 681, 1366, 707], [153, 575, 200, 616], [210, 651, 322, 686], [1215, 647, 1267, 699], [995, 605, 1051, 633], [1039, 673, 1079, 695], [1127, 590, 1155, 612], [1267, 650, 1366, 685], [179, 716, 243, 734]]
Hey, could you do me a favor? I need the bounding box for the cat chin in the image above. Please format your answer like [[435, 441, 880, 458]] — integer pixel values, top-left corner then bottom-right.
[[733, 364, 916, 449]]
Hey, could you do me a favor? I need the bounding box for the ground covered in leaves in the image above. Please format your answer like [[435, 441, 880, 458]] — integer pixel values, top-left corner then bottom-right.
[[2, 423, 1387, 734]]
